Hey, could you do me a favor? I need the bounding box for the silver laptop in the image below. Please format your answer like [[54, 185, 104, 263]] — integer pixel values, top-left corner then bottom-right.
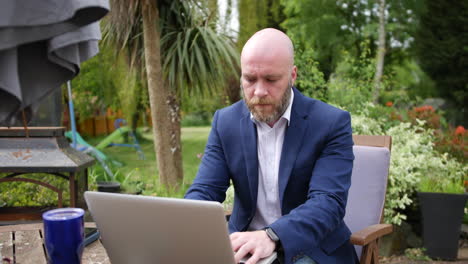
[[84, 191, 277, 264]]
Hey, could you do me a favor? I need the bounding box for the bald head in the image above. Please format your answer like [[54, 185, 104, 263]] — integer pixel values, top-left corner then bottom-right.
[[241, 28, 294, 67], [240, 28, 297, 125]]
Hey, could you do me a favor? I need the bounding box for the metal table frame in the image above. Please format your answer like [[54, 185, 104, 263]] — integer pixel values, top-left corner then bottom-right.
[[0, 127, 94, 221]]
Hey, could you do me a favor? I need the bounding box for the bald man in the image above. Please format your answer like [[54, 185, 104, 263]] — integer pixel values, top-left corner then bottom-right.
[[185, 28, 357, 264]]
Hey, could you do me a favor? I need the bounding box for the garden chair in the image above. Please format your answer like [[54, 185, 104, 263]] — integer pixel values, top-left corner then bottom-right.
[[344, 135, 393, 264]]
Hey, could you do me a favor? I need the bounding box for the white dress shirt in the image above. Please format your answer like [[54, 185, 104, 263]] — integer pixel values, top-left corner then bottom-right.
[[248, 89, 294, 230]]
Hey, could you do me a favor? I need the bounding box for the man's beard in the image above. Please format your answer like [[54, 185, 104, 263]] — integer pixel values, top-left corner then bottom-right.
[[243, 80, 292, 124]]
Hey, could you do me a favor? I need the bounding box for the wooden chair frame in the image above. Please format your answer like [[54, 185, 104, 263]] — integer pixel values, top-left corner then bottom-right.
[[351, 135, 393, 264]]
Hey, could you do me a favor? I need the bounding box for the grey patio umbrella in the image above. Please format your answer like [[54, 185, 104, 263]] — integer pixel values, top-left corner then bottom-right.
[[0, 0, 110, 126]]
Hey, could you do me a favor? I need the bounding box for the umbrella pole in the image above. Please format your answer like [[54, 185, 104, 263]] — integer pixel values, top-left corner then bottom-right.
[[21, 110, 30, 138], [67, 81, 77, 149]]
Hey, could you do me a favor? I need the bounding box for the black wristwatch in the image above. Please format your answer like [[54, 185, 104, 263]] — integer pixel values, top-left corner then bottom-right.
[[264, 227, 280, 247]]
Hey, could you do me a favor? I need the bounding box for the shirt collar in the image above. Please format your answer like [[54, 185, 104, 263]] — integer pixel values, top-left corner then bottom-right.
[[250, 88, 294, 126]]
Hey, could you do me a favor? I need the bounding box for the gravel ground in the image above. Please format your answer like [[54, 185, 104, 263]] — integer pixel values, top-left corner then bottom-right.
[[380, 245, 468, 264]]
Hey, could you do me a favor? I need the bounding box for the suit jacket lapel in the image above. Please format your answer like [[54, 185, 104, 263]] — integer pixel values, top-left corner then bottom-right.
[[240, 110, 258, 208], [278, 89, 309, 206]]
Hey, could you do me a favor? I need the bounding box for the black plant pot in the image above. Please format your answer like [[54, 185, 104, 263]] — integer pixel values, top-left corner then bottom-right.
[[97, 181, 121, 193], [418, 192, 468, 260]]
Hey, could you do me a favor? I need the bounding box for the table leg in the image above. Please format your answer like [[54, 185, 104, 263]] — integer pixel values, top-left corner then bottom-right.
[[69, 172, 76, 208]]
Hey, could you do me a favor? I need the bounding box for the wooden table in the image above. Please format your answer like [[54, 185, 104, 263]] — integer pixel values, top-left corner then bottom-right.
[[0, 223, 110, 264]]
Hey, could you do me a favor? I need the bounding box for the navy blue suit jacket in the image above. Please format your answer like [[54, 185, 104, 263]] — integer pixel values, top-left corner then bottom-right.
[[185, 88, 356, 263]]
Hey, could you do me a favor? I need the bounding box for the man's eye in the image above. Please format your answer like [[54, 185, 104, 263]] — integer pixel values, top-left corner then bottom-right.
[[267, 79, 277, 83], [246, 78, 256, 83]]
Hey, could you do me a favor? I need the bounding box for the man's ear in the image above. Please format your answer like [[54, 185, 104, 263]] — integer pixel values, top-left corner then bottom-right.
[[291, 66, 297, 85]]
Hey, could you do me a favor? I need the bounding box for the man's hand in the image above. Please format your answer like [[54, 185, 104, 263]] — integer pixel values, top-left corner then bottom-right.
[[230, 230, 276, 264]]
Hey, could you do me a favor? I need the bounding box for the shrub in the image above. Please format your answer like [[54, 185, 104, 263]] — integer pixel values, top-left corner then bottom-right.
[[0, 173, 70, 207], [72, 45, 121, 119], [223, 184, 234, 212], [434, 125, 467, 163], [351, 104, 468, 225], [327, 41, 377, 112], [404, 248, 431, 261], [293, 43, 328, 102], [402, 104, 466, 163], [181, 112, 212, 127], [407, 105, 441, 130]]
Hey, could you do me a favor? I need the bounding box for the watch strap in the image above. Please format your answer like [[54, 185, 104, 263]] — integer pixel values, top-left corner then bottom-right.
[[264, 227, 280, 243]]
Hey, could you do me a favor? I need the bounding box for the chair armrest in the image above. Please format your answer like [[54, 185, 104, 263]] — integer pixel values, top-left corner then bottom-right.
[[350, 224, 393, 246]]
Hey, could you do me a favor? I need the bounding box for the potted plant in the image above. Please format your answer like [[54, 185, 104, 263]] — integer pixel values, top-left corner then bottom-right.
[[417, 164, 467, 260], [88, 165, 122, 193], [97, 181, 121, 193]]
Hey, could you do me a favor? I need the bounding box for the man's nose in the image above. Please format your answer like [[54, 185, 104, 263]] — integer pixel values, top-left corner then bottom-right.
[[253, 83, 268, 97]]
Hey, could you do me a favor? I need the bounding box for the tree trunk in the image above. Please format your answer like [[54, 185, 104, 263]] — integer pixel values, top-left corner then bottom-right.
[[222, 0, 233, 34], [141, 0, 183, 189], [373, 0, 386, 104]]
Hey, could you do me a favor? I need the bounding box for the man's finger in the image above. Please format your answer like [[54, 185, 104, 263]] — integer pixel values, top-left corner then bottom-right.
[[234, 243, 253, 263], [245, 252, 261, 264], [230, 237, 245, 252], [230, 233, 248, 252], [230, 232, 240, 239]]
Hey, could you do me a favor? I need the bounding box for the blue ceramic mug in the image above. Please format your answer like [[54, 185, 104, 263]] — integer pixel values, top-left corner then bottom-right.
[[42, 208, 85, 264]]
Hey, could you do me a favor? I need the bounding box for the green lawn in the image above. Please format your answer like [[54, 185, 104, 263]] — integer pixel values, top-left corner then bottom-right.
[[86, 126, 211, 198]]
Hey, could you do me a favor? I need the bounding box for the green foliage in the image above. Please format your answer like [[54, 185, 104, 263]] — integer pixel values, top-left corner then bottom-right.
[[413, 0, 468, 124], [104, 0, 240, 109], [385, 59, 437, 103], [419, 174, 465, 194], [404, 248, 432, 261], [400, 105, 466, 164], [434, 125, 467, 163], [351, 104, 468, 225], [0, 174, 69, 207], [71, 43, 146, 124], [163, 1, 240, 99], [161, 1, 239, 100], [181, 112, 212, 127], [71, 44, 119, 119], [89, 163, 137, 190], [115, 58, 146, 127], [224, 184, 234, 211], [202, 0, 218, 20], [268, 0, 286, 30], [293, 42, 327, 102], [237, 0, 285, 50], [327, 41, 376, 111], [416, 148, 467, 194], [281, 0, 345, 78], [181, 87, 228, 126], [282, 0, 422, 80], [160, 6, 239, 100]]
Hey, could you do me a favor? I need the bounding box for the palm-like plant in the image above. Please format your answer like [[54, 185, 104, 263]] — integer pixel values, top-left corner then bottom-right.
[[103, 0, 238, 189]]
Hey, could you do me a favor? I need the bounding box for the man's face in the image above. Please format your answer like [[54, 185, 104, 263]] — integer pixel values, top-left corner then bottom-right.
[[241, 56, 296, 125]]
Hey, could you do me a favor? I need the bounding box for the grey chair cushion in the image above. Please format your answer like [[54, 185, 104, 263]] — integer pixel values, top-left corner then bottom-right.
[[344, 145, 391, 258]]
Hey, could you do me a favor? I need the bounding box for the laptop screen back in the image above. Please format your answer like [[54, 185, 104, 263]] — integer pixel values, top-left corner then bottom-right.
[[84, 191, 236, 264]]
